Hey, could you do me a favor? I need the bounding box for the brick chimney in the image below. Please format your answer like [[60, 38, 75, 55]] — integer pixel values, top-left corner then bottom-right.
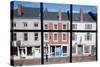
[[58, 8, 62, 21], [80, 8, 83, 22], [18, 4, 22, 16]]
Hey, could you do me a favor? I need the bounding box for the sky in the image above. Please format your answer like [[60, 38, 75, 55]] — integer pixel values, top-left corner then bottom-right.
[[11, 1, 97, 13]]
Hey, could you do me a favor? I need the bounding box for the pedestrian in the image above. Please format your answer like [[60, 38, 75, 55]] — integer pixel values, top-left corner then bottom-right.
[[45, 48, 48, 62]]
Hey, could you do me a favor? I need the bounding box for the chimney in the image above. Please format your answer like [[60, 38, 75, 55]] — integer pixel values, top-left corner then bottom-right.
[[18, 4, 22, 16], [58, 8, 62, 21], [80, 8, 83, 22]]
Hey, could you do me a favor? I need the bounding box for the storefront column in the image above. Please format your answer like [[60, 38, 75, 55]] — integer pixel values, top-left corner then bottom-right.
[[17, 47, 20, 58], [25, 47, 27, 57]]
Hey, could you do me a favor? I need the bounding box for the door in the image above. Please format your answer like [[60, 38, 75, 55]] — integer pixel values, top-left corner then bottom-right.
[[50, 46, 55, 56], [78, 45, 83, 55]]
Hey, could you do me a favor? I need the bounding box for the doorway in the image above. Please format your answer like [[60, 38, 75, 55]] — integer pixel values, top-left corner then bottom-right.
[[78, 45, 83, 55]]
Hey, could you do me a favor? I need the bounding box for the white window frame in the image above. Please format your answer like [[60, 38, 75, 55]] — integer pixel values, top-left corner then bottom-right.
[[72, 33, 77, 41], [23, 32, 28, 41], [85, 24, 92, 30], [62, 24, 67, 30], [62, 32, 67, 42], [44, 32, 49, 42], [72, 24, 77, 29], [34, 32, 39, 41], [53, 24, 58, 30], [23, 22, 27, 27], [85, 33, 92, 41], [34, 22, 38, 28], [53, 33, 58, 42], [44, 24, 48, 30]]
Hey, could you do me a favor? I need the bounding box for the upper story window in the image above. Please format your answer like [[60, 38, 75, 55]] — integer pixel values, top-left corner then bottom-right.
[[72, 33, 77, 40], [62, 33, 67, 40], [85, 24, 92, 29], [23, 22, 27, 27], [34, 23, 38, 27], [44, 24, 48, 29], [54, 24, 58, 30], [24, 33, 28, 41], [44, 33, 48, 40], [34, 33, 38, 41], [63, 24, 66, 30], [54, 33, 57, 40], [72, 24, 77, 29], [85, 32, 92, 40], [13, 33, 17, 41]]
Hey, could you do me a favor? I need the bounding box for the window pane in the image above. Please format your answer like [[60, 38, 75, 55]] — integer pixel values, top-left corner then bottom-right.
[[34, 33, 38, 41], [34, 23, 38, 27], [24, 33, 28, 41], [54, 33, 57, 40]]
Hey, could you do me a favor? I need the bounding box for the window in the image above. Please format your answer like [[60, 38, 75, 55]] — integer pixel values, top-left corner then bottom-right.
[[45, 33, 48, 40], [24, 33, 28, 41], [45, 24, 48, 29], [13, 33, 17, 41], [34, 23, 38, 27], [63, 33, 66, 40], [84, 46, 90, 53], [23, 22, 27, 27], [11, 47, 18, 56], [54, 24, 57, 29], [72, 24, 77, 29], [85, 33, 92, 40], [54, 33, 57, 40], [27, 47, 32, 56], [85, 24, 92, 29], [63, 24, 66, 30], [72, 46, 76, 53], [72, 33, 77, 40], [62, 46, 67, 53], [34, 33, 38, 41]]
